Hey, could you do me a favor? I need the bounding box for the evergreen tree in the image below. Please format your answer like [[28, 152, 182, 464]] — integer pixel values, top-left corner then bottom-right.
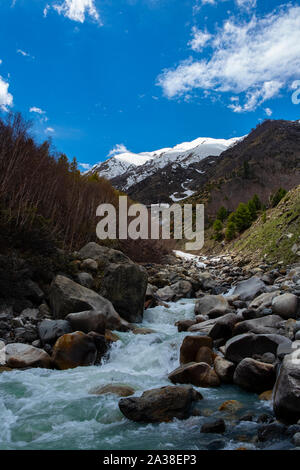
[[216, 206, 228, 222], [271, 188, 287, 207], [247, 199, 257, 221], [213, 219, 223, 241], [252, 194, 262, 210], [234, 203, 252, 232], [225, 221, 236, 241]]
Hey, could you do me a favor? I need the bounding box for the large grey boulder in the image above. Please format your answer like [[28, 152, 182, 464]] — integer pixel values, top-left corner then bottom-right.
[[66, 307, 127, 333], [232, 276, 266, 301], [273, 345, 300, 423], [233, 358, 276, 393], [272, 293, 300, 319], [49, 276, 126, 330], [38, 319, 72, 345], [187, 317, 219, 334], [194, 295, 230, 318], [225, 333, 291, 363], [3, 343, 52, 369], [233, 315, 283, 336], [99, 263, 148, 323], [119, 385, 202, 422], [171, 280, 193, 300], [77, 242, 130, 265]]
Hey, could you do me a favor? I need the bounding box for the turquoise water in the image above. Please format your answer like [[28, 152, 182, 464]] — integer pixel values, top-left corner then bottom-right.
[[0, 300, 275, 450]]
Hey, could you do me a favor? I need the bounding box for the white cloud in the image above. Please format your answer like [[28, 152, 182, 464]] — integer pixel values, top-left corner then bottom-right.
[[29, 106, 46, 115], [108, 144, 129, 157], [264, 107, 273, 116], [45, 127, 55, 133], [158, 5, 300, 112], [79, 162, 92, 170], [53, 0, 102, 24], [43, 4, 50, 17], [17, 49, 35, 60], [0, 62, 13, 111], [199, 0, 256, 8], [188, 26, 211, 52]]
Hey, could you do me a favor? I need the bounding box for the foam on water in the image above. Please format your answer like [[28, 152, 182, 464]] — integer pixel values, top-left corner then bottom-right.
[[0, 299, 273, 450]]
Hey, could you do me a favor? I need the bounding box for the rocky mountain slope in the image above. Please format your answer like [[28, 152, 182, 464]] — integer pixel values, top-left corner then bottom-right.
[[91, 136, 242, 203], [185, 119, 300, 222]]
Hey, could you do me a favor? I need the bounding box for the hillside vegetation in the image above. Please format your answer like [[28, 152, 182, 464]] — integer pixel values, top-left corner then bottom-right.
[[227, 185, 300, 266]]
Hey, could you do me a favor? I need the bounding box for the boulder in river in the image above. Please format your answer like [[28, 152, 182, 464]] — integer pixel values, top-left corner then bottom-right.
[[119, 385, 202, 422], [89, 384, 135, 397], [52, 331, 98, 370], [38, 319, 72, 345], [225, 333, 291, 363], [272, 293, 300, 319], [214, 356, 235, 383], [66, 306, 128, 334], [273, 345, 300, 423], [50, 275, 121, 321], [209, 313, 239, 340], [4, 343, 52, 369], [168, 362, 220, 388], [233, 358, 276, 393], [180, 335, 213, 364], [249, 291, 280, 310], [201, 419, 226, 434], [231, 276, 266, 301], [194, 295, 230, 318], [99, 263, 148, 323]]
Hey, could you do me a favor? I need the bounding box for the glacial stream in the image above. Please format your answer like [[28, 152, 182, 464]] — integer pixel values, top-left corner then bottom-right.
[[0, 299, 281, 450]]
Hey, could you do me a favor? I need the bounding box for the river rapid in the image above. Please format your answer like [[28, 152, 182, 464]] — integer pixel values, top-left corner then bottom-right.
[[0, 298, 283, 451]]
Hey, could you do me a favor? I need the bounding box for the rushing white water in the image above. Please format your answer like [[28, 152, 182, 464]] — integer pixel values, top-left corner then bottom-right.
[[0, 299, 275, 450]]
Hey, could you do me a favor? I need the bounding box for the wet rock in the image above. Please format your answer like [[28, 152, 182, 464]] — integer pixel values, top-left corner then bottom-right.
[[132, 327, 156, 335], [175, 319, 197, 332], [194, 346, 214, 366], [187, 318, 218, 334], [214, 356, 235, 383], [259, 390, 273, 401], [201, 419, 226, 434], [273, 347, 300, 423], [272, 293, 300, 319], [233, 358, 276, 393], [38, 319, 72, 345], [232, 276, 266, 301], [119, 385, 202, 422], [218, 400, 243, 413], [99, 263, 148, 323], [81, 258, 98, 272], [52, 331, 98, 370], [180, 335, 213, 364], [292, 432, 300, 446], [206, 439, 225, 450], [89, 384, 135, 397], [225, 333, 291, 363], [4, 343, 52, 369], [168, 362, 220, 388], [194, 295, 230, 318], [257, 422, 287, 442]]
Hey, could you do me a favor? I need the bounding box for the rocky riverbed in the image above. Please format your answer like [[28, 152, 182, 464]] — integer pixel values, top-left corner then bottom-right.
[[1, 243, 300, 450]]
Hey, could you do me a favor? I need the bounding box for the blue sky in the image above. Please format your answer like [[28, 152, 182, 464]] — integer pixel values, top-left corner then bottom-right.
[[1, 0, 300, 169]]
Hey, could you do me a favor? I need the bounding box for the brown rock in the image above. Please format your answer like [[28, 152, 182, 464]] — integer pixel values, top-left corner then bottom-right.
[[168, 362, 220, 388], [52, 331, 97, 370], [89, 384, 135, 397], [180, 335, 213, 364]]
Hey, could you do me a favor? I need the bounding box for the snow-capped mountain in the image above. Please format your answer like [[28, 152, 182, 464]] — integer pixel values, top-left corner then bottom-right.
[[91, 136, 242, 203]]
